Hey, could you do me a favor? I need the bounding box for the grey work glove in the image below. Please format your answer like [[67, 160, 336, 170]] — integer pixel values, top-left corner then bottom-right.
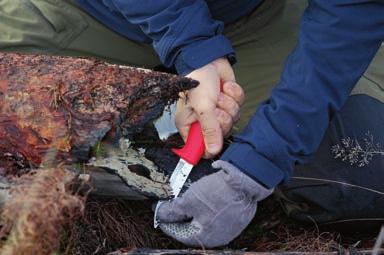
[[156, 160, 273, 248]]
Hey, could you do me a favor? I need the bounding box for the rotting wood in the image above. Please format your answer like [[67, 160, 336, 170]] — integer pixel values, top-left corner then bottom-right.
[[0, 52, 197, 168], [108, 249, 384, 255], [87, 138, 172, 199], [79, 167, 147, 200], [0, 52, 198, 200]]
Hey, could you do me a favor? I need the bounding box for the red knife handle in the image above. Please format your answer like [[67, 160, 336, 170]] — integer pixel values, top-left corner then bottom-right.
[[172, 121, 204, 165], [172, 81, 224, 165]]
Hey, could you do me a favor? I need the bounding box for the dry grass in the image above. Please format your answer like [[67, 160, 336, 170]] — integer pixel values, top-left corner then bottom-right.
[[230, 198, 379, 253], [229, 198, 339, 252], [0, 171, 377, 254], [0, 167, 85, 255], [62, 198, 182, 255], [61, 196, 378, 254], [241, 222, 340, 252]]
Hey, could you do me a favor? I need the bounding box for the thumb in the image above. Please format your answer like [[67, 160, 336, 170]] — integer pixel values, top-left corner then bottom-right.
[[156, 199, 191, 223], [197, 107, 223, 158]]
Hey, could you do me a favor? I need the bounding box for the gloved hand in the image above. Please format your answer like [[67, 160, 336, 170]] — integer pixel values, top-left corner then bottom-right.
[[156, 160, 273, 248], [176, 58, 245, 158]]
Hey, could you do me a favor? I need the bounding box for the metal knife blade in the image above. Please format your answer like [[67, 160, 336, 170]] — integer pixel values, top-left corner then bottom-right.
[[153, 159, 193, 228], [153, 122, 204, 228], [154, 102, 178, 141], [168, 158, 193, 197]]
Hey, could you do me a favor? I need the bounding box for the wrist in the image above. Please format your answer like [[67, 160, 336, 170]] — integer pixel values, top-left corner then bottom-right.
[[174, 35, 236, 76], [213, 160, 274, 201], [221, 142, 285, 189]]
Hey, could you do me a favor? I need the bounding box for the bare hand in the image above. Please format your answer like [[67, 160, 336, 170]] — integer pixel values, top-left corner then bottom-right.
[[175, 58, 244, 158]]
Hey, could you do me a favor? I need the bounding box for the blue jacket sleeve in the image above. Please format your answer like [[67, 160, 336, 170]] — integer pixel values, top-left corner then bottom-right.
[[108, 0, 235, 75], [221, 0, 384, 188]]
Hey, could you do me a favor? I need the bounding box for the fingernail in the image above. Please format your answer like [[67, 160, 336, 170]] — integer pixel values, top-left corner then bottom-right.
[[207, 137, 221, 152], [208, 143, 220, 152]]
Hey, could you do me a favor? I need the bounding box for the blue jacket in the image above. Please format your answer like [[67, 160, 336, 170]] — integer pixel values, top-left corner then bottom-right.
[[76, 0, 384, 188], [75, 0, 261, 75]]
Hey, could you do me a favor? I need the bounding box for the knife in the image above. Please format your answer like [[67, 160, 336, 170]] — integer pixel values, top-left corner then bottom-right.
[[153, 82, 223, 228], [154, 102, 178, 141]]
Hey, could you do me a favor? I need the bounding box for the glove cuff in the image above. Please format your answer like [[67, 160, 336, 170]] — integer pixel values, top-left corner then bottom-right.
[[212, 160, 273, 201]]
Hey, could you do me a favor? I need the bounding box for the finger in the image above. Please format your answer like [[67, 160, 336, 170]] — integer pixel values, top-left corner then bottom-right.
[[156, 198, 191, 223], [212, 58, 235, 82], [217, 93, 241, 123], [195, 104, 223, 158], [222, 81, 245, 106], [215, 108, 233, 137], [177, 126, 189, 143], [175, 99, 197, 142]]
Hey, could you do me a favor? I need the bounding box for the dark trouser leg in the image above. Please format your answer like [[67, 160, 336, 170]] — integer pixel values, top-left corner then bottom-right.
[[277, 94, 384, 228], [0, 0, 160, 67], [277, 44, 384, 227]]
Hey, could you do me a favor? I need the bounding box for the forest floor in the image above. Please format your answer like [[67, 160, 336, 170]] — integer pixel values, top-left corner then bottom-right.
[[62, 195, 380, 255]]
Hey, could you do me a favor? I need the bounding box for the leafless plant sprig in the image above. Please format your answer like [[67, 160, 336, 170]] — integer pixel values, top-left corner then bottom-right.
[[331, 132, 384, 167]]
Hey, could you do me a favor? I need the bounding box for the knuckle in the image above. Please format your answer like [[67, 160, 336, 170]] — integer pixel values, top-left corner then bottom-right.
[[229, 101, 240, 117], [239, 93, 245, 105], [203, 127, 219, 139], [222, 112, 232, 126], [229, 98, 238, 109], [232, 84, 245, 103], [194, 102, 214, 114]]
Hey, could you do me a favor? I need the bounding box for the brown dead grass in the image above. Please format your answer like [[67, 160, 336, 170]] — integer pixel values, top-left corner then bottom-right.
[[62, 196, 377, 254], [230, 197, 377, 252], [241, 221, 340, 252], [0, 167, 85, 255], [62, 198, 182, 255], [1, 170, 374, 255]]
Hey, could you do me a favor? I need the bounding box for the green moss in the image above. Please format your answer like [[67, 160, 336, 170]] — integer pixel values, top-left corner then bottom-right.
[[72, 162, 83, 173], [91, 141, 107, 158]]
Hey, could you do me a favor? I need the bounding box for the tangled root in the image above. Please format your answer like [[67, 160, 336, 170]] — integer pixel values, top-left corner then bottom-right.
[[0, 167, 85, 255]]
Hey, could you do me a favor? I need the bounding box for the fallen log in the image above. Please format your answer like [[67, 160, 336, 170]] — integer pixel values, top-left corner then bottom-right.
[[0, 52, 197, 167], [0, 52, 198, 200], [0, 52, 201, 254]]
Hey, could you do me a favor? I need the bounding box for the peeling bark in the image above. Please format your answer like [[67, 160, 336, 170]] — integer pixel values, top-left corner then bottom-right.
[[87, 139, 172, 199]]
